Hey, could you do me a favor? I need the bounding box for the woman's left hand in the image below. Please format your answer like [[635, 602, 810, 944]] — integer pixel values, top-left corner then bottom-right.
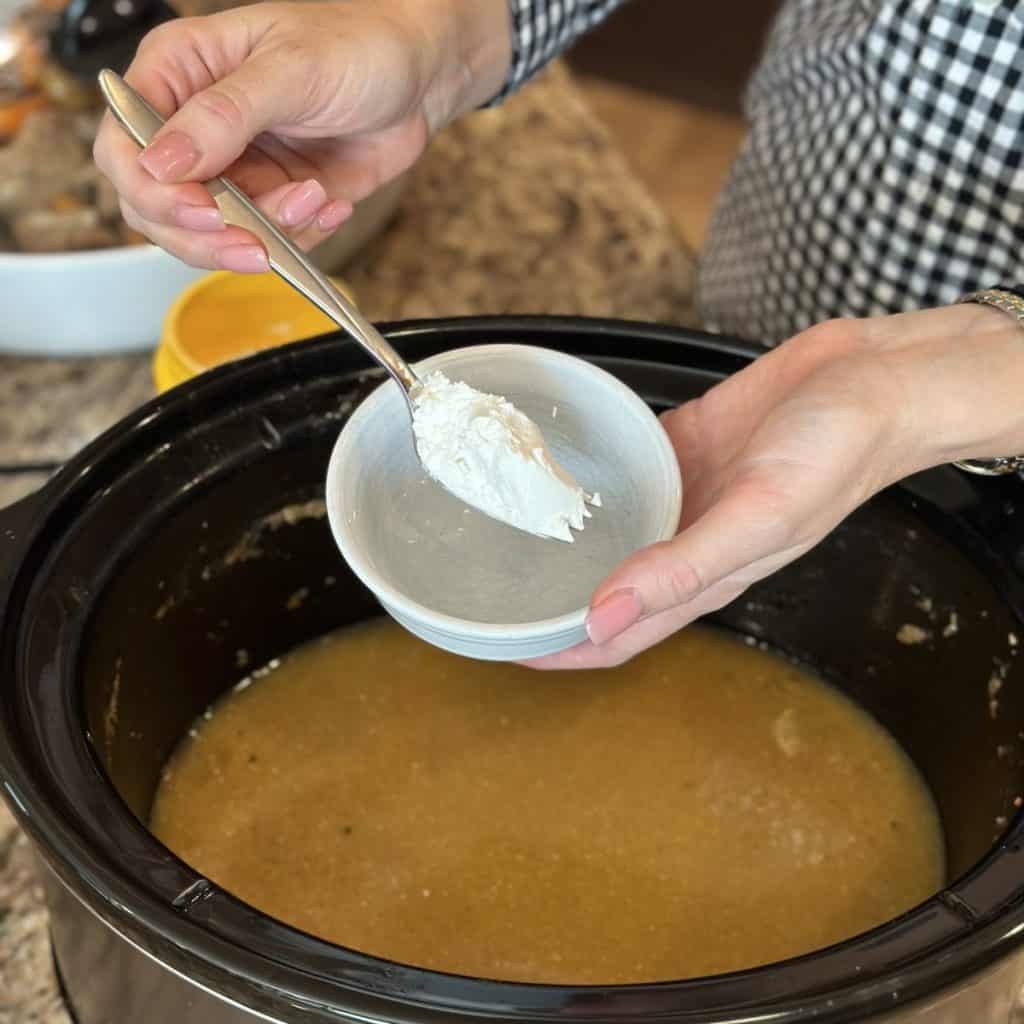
[[528, 304, 1024, 669]]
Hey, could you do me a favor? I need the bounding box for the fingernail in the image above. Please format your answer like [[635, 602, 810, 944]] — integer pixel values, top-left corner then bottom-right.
[[317, 199, 352, 233], [139, 132, 200, 184], [172, 203, 224, 232], [586, 588, 644, 646], [217, 244, 268, 273], [279, 179, 327, 227]]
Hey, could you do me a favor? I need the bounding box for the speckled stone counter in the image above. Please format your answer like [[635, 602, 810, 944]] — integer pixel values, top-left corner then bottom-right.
[[0, 64, 695, 1022]]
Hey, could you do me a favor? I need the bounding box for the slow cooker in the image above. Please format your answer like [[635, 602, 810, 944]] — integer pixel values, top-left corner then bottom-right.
[[3, 317, 1024, 1023]]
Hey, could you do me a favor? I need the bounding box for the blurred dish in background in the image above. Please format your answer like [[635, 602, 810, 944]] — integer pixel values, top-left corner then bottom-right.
[[154, 270, 359, 393], [0, 244, 205, 355]]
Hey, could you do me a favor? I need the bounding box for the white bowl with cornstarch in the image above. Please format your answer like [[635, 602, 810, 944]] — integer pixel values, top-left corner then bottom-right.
[[327, 344, 681, 661]]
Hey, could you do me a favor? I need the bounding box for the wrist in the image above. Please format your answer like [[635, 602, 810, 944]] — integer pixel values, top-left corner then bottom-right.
[[863, 304, 1024, 476], [411, 0, 512, 128]]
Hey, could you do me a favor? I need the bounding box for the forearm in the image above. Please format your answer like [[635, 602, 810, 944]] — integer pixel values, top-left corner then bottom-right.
[[417, 0, 513, 121]]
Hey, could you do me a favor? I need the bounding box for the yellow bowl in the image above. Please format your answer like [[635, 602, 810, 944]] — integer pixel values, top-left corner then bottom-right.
[[155, 271, 356, 393]]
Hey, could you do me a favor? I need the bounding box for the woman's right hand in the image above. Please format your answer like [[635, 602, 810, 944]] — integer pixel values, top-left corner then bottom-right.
[[93, 0, 512, 271]]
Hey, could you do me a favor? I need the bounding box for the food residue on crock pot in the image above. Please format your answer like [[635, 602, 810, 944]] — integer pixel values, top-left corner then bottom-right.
[[150, 621, 945, 985], [102, 656, 122, 766], [218, 499, 327, 570], [988, 661, 1009, 720], [896, 623, 931, 646]]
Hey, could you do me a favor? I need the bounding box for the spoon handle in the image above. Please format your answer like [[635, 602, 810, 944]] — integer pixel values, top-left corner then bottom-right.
[[97, 69, 419, 398]]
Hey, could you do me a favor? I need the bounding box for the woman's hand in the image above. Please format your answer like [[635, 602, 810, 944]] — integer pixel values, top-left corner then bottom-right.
[[530, 304, 1024, 669], [92, 0, 511, 271]]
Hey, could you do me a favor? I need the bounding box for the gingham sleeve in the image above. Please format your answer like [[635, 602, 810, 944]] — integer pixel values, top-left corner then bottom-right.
[[487, 0, 627, 104]]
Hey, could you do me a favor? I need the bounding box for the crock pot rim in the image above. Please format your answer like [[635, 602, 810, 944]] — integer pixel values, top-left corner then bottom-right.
[[3, 315, 1024, 1024]]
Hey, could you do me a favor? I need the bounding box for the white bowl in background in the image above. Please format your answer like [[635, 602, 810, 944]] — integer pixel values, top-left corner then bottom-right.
[[0, 244, 205, 356], [0, 172, 408, 356], [326, 344, 683, 661]]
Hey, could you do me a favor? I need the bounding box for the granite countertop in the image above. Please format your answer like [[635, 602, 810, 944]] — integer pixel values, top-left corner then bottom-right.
[[0, 64, 696, 1022]]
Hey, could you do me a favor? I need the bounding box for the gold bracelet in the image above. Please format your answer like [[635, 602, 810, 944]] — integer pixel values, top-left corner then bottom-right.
[[953, 289, 1024, 477]]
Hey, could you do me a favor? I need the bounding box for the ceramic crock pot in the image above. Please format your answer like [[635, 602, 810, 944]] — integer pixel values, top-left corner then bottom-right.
[[3, 317, 1024, 1024]]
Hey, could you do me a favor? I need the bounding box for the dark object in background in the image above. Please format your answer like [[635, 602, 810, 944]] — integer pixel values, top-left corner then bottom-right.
[[49, 0, 177, 78], [567, 0, 780, 113]]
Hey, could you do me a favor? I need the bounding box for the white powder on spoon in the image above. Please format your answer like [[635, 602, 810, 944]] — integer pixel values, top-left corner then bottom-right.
[[411, 372, 599, 543]]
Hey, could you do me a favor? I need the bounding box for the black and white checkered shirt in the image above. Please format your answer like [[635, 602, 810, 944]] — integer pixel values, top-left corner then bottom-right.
[[499, 0, 1024, 345]]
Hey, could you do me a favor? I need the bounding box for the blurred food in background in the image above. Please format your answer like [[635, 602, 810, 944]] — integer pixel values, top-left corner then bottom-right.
[[0, 0, 217, 254], [2, 0, 154, 252]]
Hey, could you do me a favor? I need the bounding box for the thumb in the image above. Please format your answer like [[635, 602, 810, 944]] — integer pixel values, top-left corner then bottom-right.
[[585, 474, 806, 646], [136, 57, 290, 184]]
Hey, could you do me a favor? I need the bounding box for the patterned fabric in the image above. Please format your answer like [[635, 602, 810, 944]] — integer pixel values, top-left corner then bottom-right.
[[494, 0, 626, 102], [498, 0, 1024, 345]]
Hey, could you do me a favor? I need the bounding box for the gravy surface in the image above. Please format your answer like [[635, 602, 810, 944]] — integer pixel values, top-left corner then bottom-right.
[[151, 620, 944, 984]]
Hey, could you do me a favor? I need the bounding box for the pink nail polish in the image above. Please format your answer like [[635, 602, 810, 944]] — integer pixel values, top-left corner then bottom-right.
[[217, 244, 269, 273], [279, 179, 327, 228], [586, 588, 644, 646], [317, 199, 352, 233], [139, 132, 200, 184], [173, 203, 224, 232]]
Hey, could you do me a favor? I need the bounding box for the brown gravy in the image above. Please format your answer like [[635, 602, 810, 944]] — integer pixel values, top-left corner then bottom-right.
[[151, 620, 944, 984]]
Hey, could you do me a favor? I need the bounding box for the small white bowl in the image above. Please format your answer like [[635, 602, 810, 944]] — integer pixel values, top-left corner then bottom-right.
[[326, 344, 682, 661]]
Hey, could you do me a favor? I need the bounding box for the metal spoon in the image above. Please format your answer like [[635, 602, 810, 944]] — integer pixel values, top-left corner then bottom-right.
[[97, 69, 420, 412]]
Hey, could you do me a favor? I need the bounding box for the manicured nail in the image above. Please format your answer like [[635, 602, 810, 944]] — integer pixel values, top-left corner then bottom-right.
[[173, 203, 224, 231], [586, 588, 644, 646], [217, 244, 268, 273], [317, 199, 352, 233], [139, 132, 199, 184], [279, 179, 327, 228]]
